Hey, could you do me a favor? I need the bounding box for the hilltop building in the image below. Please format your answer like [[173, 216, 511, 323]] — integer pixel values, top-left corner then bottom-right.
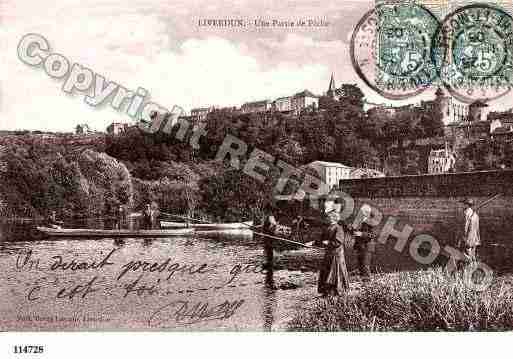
[[107, 122, 128, 135], [307, 161, 354, 189], [306, 160, 385, 188], [190, 107, 215, 122], [176, 106, 216, 125], [327, 73, 337, 99], [291, 90, 319, 114], [443, 98, 490, 148], [468, 100, 489, 122], [268, 90, 319, 114], [241, 100, 273, 114], [428, 144, 456, 174], [367, 88, 487, 127], [433, 87, 470, 125], [349, 167, 386, 179], [181, 84, 320, 119], [489, 110, 513, 142], [273, 96, 293, 113], [75, 124, 92, 135]]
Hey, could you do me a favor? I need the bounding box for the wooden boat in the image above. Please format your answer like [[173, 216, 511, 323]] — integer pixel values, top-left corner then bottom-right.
[[160, 220, 253, 230], [37, 226, 194, 238]]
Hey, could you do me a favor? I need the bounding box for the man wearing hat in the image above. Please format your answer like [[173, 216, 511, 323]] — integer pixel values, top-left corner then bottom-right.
[[306, 209, 351, 296], [261, 202, 278, 268], [461, 198, 480, 263], [352, 204, 376, 281]]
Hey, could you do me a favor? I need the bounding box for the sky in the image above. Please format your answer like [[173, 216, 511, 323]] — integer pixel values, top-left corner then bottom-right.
[[1, 0, 512, 132]]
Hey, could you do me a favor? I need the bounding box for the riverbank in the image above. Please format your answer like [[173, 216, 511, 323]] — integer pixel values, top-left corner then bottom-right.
[[288, 268, 513, 331]]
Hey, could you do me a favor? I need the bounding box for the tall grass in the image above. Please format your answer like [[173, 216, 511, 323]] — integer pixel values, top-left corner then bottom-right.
[[289, 268, 513, 331]]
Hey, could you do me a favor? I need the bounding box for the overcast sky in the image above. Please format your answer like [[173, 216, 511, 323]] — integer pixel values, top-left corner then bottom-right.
[[1, 0, 512, 132]]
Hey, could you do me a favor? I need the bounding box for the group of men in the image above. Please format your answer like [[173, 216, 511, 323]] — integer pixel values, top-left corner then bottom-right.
[[261, 195, 482, 297], [107, 203, 160, 230], [46, 203, 161, 230]]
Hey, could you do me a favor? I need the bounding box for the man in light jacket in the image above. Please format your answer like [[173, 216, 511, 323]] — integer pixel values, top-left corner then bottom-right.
[[462, 198, 480, 263]]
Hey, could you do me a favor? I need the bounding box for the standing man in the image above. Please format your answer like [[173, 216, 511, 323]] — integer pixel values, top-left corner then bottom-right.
[[352, 204, 376, 281], [46, 211, 64, 229], [461, 198, 480, 263], [115, 205, 126, 230], [261, 202, 278, 269], [150, 204, 161, 229], [142, 203, 153, 230]]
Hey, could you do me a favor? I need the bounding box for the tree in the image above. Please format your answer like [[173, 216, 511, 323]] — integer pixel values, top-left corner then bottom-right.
[[271, 138, 305, 166], [337, 84, 365, 109], [199, 163, 281, 221]]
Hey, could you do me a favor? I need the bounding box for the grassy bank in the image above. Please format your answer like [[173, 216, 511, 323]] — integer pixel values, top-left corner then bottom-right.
[[288, 268, 513, 331]]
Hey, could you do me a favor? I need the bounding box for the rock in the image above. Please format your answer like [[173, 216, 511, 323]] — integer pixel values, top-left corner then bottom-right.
[[277, 274, 304, 290], [279, 281, 302, 290]]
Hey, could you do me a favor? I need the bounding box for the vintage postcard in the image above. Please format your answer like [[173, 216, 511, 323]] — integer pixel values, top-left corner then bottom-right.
[[1, 0, 513, 338]]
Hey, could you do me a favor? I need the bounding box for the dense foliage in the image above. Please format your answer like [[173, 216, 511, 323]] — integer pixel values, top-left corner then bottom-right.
[[9, 84, 507, 219], [289, 268, 513, 331]]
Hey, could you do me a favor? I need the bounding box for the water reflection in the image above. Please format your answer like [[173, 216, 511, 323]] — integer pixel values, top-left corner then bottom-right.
[[3, 217, 512, 330], [262, 268, 277, 331], [114, 238, 125, 247], [0, 222, 319, 330]]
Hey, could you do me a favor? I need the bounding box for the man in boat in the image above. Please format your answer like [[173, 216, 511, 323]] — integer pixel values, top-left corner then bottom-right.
[[142, 204, 152, 229], [461, 198, 480, 264], [46, 210, 64, 229], [142, 203, 160, 230], [307, 209, 350, 297], [115, 205, 126, 230], [351, 204, 376, 281]]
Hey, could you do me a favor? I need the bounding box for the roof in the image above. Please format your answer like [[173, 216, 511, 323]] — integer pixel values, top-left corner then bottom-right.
[[493, 127, 513, 135], [349, 168, 385, 178], [446, 120, 488, 128], [294, 90, 318, 98], [308, 161, 353, 169], [191, 107, 211, 112], [243, 99, 271, 106], [470, 100, 488, 107], [494, 117, 513, 124], [446, 121, 466, 127]]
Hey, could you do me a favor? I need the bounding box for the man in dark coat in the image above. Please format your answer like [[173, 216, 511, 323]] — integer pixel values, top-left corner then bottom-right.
[[46, 211, 64, 229], [352, 204, 376, 281], [261, 203, 278, 267], [115, 205, 127, 230], [142, 203, 160, 229], [310, 210, 350, 296]]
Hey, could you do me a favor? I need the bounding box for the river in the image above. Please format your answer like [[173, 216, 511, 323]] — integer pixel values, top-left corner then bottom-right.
[[2, 218, 511, 331], [0, 222, 322, 331]]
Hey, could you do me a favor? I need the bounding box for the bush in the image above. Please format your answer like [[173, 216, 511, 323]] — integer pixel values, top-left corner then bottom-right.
[[288, 268, 513, 331]]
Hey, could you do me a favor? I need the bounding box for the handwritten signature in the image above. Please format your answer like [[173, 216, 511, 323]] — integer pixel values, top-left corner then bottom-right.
[[148, 299, 245, 327]]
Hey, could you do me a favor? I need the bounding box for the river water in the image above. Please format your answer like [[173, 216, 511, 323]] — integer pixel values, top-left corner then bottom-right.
[[2, 218, 511, 331], [0, 223, 322, 331]]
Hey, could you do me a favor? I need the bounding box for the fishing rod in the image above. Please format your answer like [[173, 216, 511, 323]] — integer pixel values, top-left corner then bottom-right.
[[455, 192, 502, 250], [160, 213, 209, 223], [475, 193, 502, 212], [160, 211, 324, 250]]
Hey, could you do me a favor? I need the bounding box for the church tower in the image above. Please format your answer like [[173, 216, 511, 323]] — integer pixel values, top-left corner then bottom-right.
[[327, 73, 336, 99], [434, 87, 452, 125]]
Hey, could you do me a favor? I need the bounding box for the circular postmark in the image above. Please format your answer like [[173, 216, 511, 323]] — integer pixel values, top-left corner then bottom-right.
[[350, 3, 439, 100], [432, 4, 513, 103]]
